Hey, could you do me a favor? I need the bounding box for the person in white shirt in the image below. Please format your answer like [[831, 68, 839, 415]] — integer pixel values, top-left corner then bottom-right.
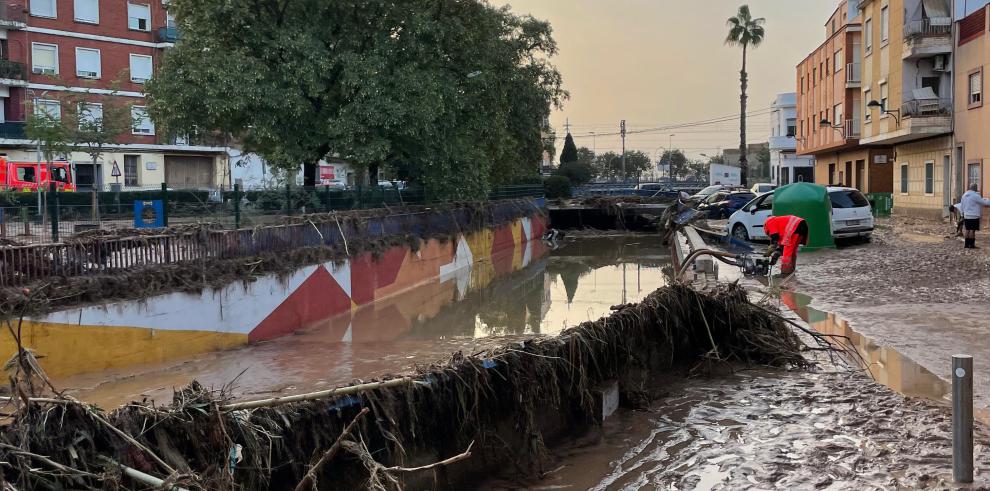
[[960, 183, 990, 249]]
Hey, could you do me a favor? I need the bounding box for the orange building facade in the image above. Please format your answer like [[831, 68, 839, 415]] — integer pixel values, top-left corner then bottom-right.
[[796, 0, 894, 193]]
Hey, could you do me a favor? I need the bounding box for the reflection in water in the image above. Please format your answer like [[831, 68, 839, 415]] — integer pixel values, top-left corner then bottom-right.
[[780, 290, 950, 402], [60, 236, 671, 408]]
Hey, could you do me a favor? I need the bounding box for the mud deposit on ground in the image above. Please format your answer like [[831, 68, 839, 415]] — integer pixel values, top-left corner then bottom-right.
[[490, 368, 990, 490], [796, 218, 990, 408]]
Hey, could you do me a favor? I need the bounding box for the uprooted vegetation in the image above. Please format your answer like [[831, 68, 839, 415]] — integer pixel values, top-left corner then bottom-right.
[[0, 283, 853, 490], [0, 199, 545, 317]]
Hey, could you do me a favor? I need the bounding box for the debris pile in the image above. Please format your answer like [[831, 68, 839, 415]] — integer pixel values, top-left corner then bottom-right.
[[0, 283, 846, 490]]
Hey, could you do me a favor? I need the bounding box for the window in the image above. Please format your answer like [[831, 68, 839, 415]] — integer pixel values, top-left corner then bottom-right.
[[813, 67, 817, 85], [131, 106, 154, 135], [834, 103, 844, 125], [879, 82, 889, 113], [129, 54, 152, 83], [864, 89, 872, 121], [800, 76, 805, 94], [127, 3, 150, 31], [34, 99, 61, 119], [786, 118, 796, 137], [16, 167, 35, 183], [756, 193, 774, 211], [826, 58, 830, 75], [78, 102, 102, 129], [30, 0, 56, 18], [829, 190, 871, 209], [880, 6, 889, 42], [75, 47, 101, 79], [124, 155, 139, 187], [900, 164, 909, 194], [968, 162, 983, 188], [829, 163, 836, 184], [970, 69, 983, 108], [820, 62, 824, 79], [835, 49, 843, 72], [31, 43, 58, 75], [166, 10, 176, 28], [865, 19, 873, 52], [74, 0, 98, 23], [925, 161, 935, 194]]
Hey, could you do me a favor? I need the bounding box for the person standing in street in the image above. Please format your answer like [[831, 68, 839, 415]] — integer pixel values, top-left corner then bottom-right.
[[960, 183, 990, 249]]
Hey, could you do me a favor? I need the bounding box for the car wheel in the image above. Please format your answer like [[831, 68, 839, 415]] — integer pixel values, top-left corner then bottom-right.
[[732, 224, 750, 241]]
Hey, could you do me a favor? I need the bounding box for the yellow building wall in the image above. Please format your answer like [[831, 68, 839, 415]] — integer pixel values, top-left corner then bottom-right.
[[860, 0, 905, 140], [893, 136, 952, 217]]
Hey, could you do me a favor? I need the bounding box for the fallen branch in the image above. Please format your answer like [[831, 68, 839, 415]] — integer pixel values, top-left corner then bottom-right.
[[294, 407, 369, 491], [0, 443, 99, 480], [332, 213, 350, 256], [99, 456, 188, 491], [221, 378, 416, 411], [383, 440, 474, 473]]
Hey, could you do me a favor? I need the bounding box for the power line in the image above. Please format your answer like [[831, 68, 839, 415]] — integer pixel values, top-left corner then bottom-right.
[[553, 107, 772, 140]]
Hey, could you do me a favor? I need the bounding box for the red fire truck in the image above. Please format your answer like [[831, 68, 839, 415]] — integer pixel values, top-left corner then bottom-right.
[[0, 158, 75, 192]]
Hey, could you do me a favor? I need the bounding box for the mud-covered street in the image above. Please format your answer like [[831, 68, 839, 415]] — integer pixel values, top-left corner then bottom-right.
[[797, 217, 990, 409]]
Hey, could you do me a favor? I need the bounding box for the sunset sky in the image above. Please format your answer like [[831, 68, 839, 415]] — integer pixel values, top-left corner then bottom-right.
[[492, 1, 841, 161]]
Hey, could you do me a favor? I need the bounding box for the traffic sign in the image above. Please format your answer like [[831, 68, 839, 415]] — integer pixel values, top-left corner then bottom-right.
[[111, 161, 121, 177]]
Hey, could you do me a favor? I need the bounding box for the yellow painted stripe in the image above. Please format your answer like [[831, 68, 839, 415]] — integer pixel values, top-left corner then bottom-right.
[[3, 321, 247, 378]]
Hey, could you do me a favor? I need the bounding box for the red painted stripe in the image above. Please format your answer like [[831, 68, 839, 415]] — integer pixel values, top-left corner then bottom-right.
[[249, 266, 352, 342]]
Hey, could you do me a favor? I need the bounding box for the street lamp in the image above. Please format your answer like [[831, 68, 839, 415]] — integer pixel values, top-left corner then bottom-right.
[[866, 99, 901, 125], [819, 118, 847, 138]]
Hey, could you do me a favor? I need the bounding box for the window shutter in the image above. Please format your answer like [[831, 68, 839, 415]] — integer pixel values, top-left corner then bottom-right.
[[74, 0, 99, 23], [76, 49, 100, 78], [30, 0, 56, 17], [130, 55, 153, 82]]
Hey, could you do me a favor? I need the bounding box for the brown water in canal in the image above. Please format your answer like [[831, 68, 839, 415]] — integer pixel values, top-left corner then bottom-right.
[[57, 236, 672, 408]]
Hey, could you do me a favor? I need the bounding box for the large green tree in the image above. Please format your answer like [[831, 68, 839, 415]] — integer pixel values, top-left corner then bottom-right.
[[595, 151, 651, 181], [725, 5, 765, 187], [147, 0, 565, 198], [659, 149, 689, 179]]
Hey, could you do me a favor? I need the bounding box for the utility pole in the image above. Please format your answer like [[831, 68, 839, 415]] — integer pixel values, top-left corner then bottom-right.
[[564, 118, 571, 134], [620, 120, 626, 182]]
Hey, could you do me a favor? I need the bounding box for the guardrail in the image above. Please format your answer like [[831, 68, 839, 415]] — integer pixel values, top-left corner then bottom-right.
[[0, 197, 545, 286], [846, 62, 861, 84]]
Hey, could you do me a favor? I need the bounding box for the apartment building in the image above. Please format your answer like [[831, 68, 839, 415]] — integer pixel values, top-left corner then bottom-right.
[[858, 0, 953, 218], [768, 92, 814, 185], [954, 3, 990, 224], [797, 0, 895, 193], [0, 0, 227, 191]]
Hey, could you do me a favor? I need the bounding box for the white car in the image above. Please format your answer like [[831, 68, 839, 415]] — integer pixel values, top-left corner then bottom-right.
[[726, 186, 874, 241], [751, 183, 776, 195]]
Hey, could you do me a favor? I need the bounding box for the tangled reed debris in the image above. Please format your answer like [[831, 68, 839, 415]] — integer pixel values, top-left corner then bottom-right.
[[0, 283, 849, 490]]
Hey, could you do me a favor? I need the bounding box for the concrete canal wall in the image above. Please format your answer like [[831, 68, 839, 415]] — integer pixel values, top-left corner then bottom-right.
[[5, 202, 548, 378]]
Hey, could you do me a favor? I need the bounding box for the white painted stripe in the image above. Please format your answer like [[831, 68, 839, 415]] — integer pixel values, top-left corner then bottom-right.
[[41, 265, 321, 333], [25, 27, 173, 49], [27, 82, 145, 98]]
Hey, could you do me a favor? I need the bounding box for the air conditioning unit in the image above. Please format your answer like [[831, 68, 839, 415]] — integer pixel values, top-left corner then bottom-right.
[[134, 127, 153, 135], [934, 55, 948, 71], [32, 68, 55, 75], [77, 71, 98, 78], [131, 77, 148, 83]]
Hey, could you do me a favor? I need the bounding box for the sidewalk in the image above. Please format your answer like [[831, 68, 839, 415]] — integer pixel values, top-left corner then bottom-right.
[[794, 216, 990, 407]]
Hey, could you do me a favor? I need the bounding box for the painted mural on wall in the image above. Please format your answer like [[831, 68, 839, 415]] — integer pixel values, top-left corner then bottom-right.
[[10, 215, 548, 378]]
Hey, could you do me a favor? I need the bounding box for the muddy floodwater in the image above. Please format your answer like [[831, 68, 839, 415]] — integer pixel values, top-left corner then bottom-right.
[[57, 236, 671, 408]]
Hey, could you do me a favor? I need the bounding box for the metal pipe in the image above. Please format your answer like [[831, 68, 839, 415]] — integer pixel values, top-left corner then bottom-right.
[[676, 248, 741, 278], [100, 457, 188, 491], [953, 354, 974, 483]]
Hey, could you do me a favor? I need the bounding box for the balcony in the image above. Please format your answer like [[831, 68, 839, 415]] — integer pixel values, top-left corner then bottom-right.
[[845, 62, 861, 88], [0, 121, 26, 140], [843, 119, 861, 139], [903, 18, 952, 60], [0, 60, 27, 84], [155, 27, 180, 44], [769, 135, 796, 151], [0, 4, 27, 29], [860, 98, 951, 145]]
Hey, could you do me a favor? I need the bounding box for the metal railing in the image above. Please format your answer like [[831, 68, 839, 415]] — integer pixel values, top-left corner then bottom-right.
[[0, 121, 25, 139], [844, 119, 861, 138], [846, 62, 861, 84], [901, 98, 952, 118], [904, 18, 952, 38], [0, 195, 545, 286], [0, 3, 26, 24]]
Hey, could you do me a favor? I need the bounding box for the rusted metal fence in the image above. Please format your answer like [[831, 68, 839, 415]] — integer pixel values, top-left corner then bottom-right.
[[0, 198, 546, 287]]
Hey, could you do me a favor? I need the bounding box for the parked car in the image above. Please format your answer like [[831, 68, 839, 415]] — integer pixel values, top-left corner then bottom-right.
[[688, 184, 728, 202], [751, 183, 776, 195], [827, 186, 874, 239], [696, 191, 757, 219], [726, 186, 874, 241]]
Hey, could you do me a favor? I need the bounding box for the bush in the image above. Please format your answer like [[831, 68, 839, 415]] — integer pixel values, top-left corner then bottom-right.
[[543, 176, 572, 199], [555, 161, 593, 185]]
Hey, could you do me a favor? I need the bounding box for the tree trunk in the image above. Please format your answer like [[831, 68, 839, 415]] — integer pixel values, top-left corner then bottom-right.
[[303, 162, 317, 187], [739, 43, 749, 188], [368, 163, 380, 186]]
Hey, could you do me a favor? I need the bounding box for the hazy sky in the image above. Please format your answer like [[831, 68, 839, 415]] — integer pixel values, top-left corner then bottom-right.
[[492, 0, 840, 160]]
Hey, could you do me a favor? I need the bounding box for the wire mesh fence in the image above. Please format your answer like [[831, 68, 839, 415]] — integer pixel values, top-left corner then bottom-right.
[[0, 184, 545, 245]]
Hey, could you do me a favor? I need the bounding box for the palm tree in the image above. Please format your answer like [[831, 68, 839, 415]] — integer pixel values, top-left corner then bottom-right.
[[725, 5, 765, 187]]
